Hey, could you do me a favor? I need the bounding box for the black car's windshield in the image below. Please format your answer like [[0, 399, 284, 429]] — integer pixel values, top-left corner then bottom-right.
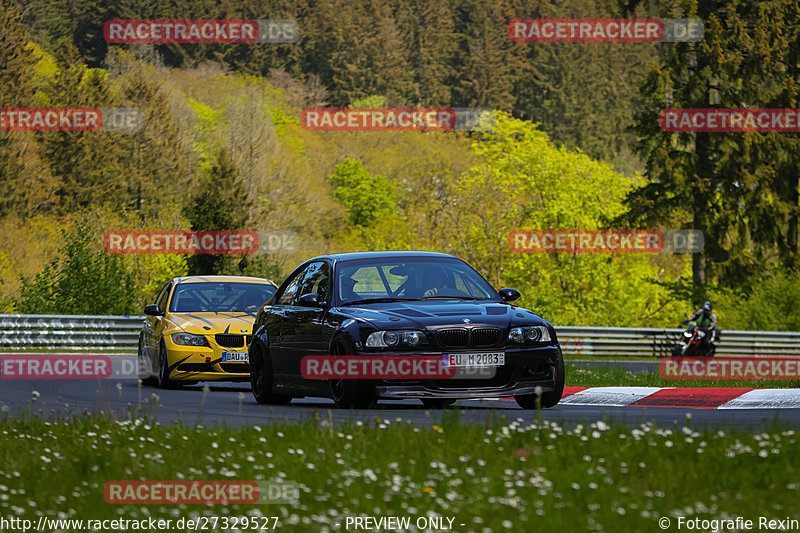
[[335, 258, 500, 305], [169, 282, 276, 313]]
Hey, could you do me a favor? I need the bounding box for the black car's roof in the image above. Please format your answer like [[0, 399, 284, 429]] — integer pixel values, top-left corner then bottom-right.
[[307, 251, 459, 262]]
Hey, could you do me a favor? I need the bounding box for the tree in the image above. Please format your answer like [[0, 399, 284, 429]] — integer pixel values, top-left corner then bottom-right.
[[183, 148, 249, 275], [453, 0, 527, 111], [397, 114, 687, 325], [513, 0, 657, 168], [328, 157, 396, 227], [623, 0, 800, 302], [15, 220, 137, 314], [0, 0, 57, 218], [396, 0, 459, 106]]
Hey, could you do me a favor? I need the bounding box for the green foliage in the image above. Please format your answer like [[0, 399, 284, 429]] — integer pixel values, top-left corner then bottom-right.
[[0, 252, 13, 312], [187, 97, 225, 175], [216, 254, 283, 283], [625, 0, 800, 291], [710, 269, 800, 332], [2, 2, 799, 329], [15, 221, 137, 314], [271, 107, 300, 135], [449, 114, 689, 326], [132, 254, 188, 308], [328, 158, 397, 228], [184, 149, 249, 276], [350, 95, 386, 108]]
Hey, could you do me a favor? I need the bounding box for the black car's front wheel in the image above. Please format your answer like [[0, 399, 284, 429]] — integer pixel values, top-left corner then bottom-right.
[[250, 342, 291, 405], [515, 348, 565, 409], [329, 338, 376, 409]]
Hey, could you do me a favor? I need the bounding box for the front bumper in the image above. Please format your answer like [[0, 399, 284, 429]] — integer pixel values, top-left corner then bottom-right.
[[366, 344, 560, 399], [376, 380, 555, 399], [165, 338, 250, 382]]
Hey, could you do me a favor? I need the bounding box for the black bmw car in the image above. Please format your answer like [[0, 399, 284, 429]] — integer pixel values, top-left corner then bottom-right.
[[248, 251, 564, 409]]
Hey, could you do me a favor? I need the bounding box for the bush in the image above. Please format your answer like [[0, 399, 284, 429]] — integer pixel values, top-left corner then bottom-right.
[[14, 221, 137, 315], [710, 269, 800, 331]]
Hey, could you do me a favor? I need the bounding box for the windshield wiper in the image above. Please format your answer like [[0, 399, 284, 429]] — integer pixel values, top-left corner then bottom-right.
[[340, 297, 422, 306]]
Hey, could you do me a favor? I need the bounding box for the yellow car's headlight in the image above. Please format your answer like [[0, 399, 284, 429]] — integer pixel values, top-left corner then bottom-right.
[[171, 332, 210, 347]]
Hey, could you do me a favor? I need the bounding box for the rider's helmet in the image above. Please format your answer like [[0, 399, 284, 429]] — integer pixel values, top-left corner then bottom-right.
[[702, 301, 712, 316]]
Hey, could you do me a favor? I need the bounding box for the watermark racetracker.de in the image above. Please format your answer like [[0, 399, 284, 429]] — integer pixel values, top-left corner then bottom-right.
[[1, 108, 142, 132], [104, 19, 298, 43], [508, 229, 704, 254], [103, 480, 299, 505], [301, 355, 497, 380], [301, 107, 496, 132], [662, 357, 800, 380], [509, 18, 703, 43], [0, 355, 139, 380], [660, 108, 800, 132], [102, 230, 298, 255]]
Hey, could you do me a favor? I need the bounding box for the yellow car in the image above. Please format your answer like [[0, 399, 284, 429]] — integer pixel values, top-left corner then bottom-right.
[[138, 276, 278, 388]]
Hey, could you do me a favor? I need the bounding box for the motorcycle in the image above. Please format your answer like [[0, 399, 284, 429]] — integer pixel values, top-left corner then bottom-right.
[[672, 314, 716, 357]]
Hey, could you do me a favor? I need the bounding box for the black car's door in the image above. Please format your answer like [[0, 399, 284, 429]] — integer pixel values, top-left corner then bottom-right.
[[268, 271, 303, 378], [281, 261, 332, 393]]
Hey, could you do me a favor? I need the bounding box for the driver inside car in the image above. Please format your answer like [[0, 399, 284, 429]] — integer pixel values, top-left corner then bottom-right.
[[413, 268, 464, 298]]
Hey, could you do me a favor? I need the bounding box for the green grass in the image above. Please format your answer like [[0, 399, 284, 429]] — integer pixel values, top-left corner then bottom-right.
[[565, 362, 800, 389], [563, 354, 654, 362], [0, 407, 798, 532]]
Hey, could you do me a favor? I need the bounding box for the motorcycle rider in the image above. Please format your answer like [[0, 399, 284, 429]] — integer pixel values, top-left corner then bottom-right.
[[684, 301, 718, 348]]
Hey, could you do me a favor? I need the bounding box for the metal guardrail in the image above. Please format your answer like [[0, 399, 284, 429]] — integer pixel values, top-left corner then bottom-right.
[[0, 315, 798, 357], [557, 326, 800, 357], [0, 315, 143, 353]]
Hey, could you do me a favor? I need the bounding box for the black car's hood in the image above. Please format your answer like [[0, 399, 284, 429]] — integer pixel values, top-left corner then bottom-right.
[[335, 300, 548, 330]]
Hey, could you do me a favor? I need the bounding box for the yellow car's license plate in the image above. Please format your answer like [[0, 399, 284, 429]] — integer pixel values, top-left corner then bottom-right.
[[222, 351, 248, 362]]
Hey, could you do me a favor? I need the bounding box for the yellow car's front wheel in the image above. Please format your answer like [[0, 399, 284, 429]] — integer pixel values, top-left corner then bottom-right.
[[157, 342, 180, 389]]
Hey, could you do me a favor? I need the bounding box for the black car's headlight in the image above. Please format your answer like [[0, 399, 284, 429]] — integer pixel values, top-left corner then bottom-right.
[[365, 330, 429, 349], [508, 326, 551, 344], [171, 332, 210, 347]]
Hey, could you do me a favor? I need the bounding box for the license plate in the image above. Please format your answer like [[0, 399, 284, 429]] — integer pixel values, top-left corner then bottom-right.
[[222, 351, 248, 363], [443, 352, 504, 367]]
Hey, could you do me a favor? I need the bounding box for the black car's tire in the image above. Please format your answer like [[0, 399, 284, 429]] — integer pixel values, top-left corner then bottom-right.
[[515, 347, 565, 409], [514, 394, 540, 409], [157, 342, 180, 389], [138, 340, 158, 387], [330, 338, 376, 409], [250, 342, 291, 405], [421, 399, 456, 409]]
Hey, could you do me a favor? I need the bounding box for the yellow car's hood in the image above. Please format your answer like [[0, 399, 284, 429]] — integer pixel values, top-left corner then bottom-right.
[[168, 311, 257, 335]]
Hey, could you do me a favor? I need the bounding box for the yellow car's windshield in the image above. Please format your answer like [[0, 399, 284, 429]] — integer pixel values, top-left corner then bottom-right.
[[169, 282, 275, 313]]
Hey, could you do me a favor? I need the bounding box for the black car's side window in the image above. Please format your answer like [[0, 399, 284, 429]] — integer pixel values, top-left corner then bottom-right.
[[296, 261, 330, 304], [277, 270, 304, 305]]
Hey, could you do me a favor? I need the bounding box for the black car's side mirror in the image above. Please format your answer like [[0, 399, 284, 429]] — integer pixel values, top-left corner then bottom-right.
[[498, 288, 521, 302], [144, 304, 164, 316], [297, 293, 322, 307]]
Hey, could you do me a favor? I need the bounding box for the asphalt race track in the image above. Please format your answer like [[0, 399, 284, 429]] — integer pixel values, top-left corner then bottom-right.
[[1, 377, 799, 432]]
